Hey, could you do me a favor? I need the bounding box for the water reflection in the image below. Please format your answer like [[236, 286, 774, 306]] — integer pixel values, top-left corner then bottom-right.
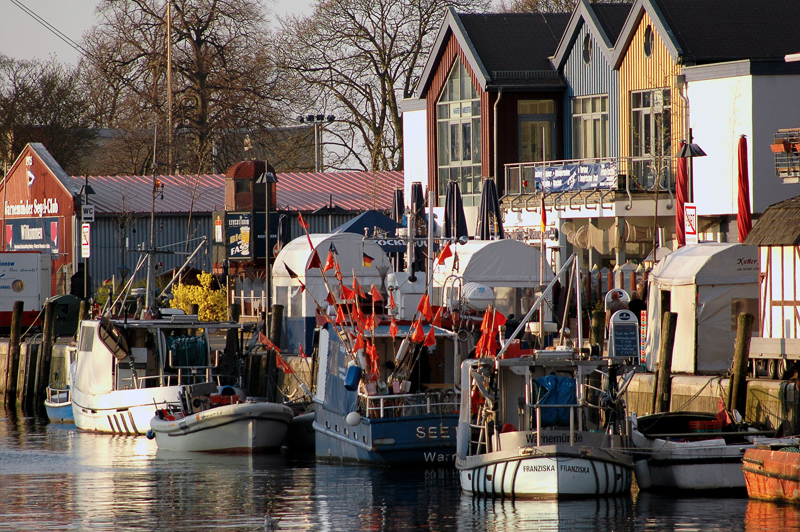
[[2, 409, 800, 531]]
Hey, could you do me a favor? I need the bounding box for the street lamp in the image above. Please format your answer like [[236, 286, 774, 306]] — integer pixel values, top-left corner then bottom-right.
[[298, 114, 335, 172], [256, 167, 278, 334]]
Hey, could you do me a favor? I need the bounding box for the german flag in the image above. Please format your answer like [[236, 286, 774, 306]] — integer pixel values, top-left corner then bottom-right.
[[363, 253, 374, 267]]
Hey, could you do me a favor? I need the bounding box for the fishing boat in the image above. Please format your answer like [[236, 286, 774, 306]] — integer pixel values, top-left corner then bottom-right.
[[742, 444, 800, 503], [630, 411, 799, 491], [70, 312, 244, 435], [456, 254, 635, 499], [147, 382, 294, 452]]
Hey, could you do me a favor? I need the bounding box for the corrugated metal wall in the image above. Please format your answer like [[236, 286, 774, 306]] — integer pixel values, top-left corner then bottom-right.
[[563, 23, 621, 157], [87, 211, 362, 292], [618, 12, 685, 159]]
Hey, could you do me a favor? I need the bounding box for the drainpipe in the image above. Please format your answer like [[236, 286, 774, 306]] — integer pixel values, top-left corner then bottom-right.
[[676, 74, 692, 201], [494, 88, 503, 180]]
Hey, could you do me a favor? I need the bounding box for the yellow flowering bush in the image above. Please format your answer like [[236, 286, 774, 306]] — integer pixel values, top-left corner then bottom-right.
[[170, 272, 227, 322]]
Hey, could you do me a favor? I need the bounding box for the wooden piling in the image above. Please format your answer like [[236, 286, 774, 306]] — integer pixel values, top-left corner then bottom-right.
[[5, 301, 24, 408], [652, 311, 677, 414], [590, 309, 605, 355], [728, 312, 755, 417], [188, 303, 199, 336], [34, 299, 57, 413]]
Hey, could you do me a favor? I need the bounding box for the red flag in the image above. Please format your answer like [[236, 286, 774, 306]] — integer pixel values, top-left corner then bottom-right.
[[389, 316, 399, 339], [437, 243, 453, 265], [323, 249, 336, 272], [335, 305, 347, 325], [432, 306, 443, 327], [352, 274, 366, 298], [340, 285, 355, 301], [298, 212, 309, 230], [410, 319, 425, 344], [308, 250, 321, 269], [370, 284, 383, 302], [368, 313, 379, 331], [334, 263, 343, 282], [325, 291, 336, 306], [492, 309, 507, 331], [259, 331, 280, 353], [353, 332, 366, 352], [299, 345, 307, 358], [417, 294, 433, 321], [276, 352, 295, 374], [424, 325, 436, 347], [388, 290, 396, 309]]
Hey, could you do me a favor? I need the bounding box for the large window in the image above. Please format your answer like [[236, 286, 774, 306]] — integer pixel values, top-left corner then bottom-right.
[[631, 89, 672, 189], [572, 95, 608, 159], [437, 58, 481, 205], [518, 100, 555, 163]]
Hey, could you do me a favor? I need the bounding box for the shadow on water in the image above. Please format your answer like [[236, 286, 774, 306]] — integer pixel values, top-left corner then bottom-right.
[[2, 407, 800, 531]]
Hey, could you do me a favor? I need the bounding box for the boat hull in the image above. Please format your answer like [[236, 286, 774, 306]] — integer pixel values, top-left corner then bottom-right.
[[743, 447, 800, 503], [45, 389, 73, 423], [150, 402, 294, 453], [314, 402, 458, 466], [457, 442, 633, 499], [72, 386, 182, 435]]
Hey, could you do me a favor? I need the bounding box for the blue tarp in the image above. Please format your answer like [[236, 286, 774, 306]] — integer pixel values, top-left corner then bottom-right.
[[534, 375, 576, 427], [333, 210, 404, 253]]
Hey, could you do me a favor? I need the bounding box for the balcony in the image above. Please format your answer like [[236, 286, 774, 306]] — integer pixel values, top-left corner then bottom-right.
[[772, 129, 800, 183], [503, 157, 675, 212]]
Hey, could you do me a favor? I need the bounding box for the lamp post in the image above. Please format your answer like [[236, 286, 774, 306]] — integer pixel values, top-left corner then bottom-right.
[[257, 167, 278, 333], [298, 114, 335, 172]]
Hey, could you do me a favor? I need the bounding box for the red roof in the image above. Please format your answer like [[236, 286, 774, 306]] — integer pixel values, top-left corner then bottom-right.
[[74, 170, 403, 214]]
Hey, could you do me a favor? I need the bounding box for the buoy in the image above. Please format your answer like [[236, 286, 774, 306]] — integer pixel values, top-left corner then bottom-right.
[[345, 411, 361, 426], [146, 429, 155, 440]]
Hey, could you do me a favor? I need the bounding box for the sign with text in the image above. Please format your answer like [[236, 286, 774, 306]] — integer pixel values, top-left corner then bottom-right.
[[226, 212, 279, 260], [4, 216, 60, 255], [81, 223, 91, 258], [685, 203, 698, 245], [534, 161, 618, 193], [609, 310, 639, 359], [82, 205, 95, 223]]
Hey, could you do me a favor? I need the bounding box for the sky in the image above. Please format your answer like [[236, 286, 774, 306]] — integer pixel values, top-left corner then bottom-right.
[[1, 0, 316, 65]]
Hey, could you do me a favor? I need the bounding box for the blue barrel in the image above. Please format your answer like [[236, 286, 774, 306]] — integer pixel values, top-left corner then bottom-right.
[[344, 365, 362, 391]]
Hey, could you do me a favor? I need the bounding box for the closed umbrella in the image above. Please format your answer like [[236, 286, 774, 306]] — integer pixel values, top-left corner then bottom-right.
[[737, 135, 753, 243], [410, 182, 426, 274], [391, 188, 405, 272], [477, 178, 504, 240], [443, 181, 468, 241], [675, 141, 689, 248]]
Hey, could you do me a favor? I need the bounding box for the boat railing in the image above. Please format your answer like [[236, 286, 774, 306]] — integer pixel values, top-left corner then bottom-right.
[[359, 389, 460, 419], [533, 403, 581, 446], [46, 382, 71, 405]]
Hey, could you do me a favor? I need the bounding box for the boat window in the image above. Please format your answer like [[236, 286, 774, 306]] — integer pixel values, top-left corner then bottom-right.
[[79, 325, 94, 352]]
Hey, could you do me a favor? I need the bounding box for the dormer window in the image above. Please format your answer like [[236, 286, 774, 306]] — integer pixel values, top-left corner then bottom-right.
[[644, 25, 653, 57]]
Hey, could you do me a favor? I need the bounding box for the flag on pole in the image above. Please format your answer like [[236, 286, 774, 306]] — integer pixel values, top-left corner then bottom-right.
[[424, 325, 436, 347], [389, 316, 399, 339], [370, 284, 383, 302], [353, 332, 366, 352], [388, 290, 396, 309], [308, 250, 321, 269], [410, 319, 425, 343], [323, 248, 336, 272], [259, 331, 280, 353], [284, 263, 306, 293], [432, 306, 443, 327], [417, 294, 433, 321], [437, 243, 453, 265], [541, 195, 547, 235], [298, 212, 309, 230], [299, 345, 307, 358], [362, 253, 374, 267], [275, 352, 295, 374]]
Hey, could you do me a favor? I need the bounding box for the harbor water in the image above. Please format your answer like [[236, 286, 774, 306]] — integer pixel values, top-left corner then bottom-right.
[[0, 410, 797, 531]]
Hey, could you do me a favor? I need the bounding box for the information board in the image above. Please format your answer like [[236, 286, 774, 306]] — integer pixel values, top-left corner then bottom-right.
[[609, 310, 639, 358]]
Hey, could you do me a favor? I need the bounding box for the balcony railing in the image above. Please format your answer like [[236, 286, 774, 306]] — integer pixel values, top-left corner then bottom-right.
[[504, 157, 675, 198]]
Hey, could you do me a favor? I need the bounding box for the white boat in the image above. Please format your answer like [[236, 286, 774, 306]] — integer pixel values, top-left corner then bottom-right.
[[629, 411, 799, 490], [456, 254, 635, 499], [148, 382, 293, 452], [70, 313, 243, 435], [45, 346, 76, 423]]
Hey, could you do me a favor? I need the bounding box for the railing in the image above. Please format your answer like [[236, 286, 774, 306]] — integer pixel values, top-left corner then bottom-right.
[[230, 289, 267, 318], [359, 389, 460, 419], [504, 156, 675, 198]]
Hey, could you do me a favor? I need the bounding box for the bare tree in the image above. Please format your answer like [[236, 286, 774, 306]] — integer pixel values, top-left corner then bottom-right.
[[0, 55, 95, 174], [275, 0, 491, 172], [80, 0, 283, 175]]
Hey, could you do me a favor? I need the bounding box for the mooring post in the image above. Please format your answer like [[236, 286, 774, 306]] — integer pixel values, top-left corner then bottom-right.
[[652, 311, 677, 414], [728, 312, 755, 418], [34, 299, 57, 413], [5, 301, 24, 408]]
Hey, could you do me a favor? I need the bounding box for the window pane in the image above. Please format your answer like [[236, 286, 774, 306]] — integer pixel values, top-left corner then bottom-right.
[[472, 100, 481, 117], [600, 115, 608, 156], [632, 110, 641, 156], [573, 116, 583, 158], [462, 122, 471, 162], [460, 70, 471, 105], [437, 103, 449, 119], [643, 92, 651, 107], [632, 92, 641, 108], [582, 99, 590, 114], [593, 118, 602, 158], [472, 117, 481, 163], [450, 123, 461, 162], [662, 108, 671, 154], [438, 121, 449, 166], [644, 114, 651, 155]]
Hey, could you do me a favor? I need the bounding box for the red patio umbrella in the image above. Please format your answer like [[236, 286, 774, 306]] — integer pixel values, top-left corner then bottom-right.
[[737, 135, 753, 243], [675, 141, 689, 247]]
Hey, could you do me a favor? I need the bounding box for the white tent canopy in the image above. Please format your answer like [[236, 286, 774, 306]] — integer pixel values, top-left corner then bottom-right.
[[644, 243, 759, 375]]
